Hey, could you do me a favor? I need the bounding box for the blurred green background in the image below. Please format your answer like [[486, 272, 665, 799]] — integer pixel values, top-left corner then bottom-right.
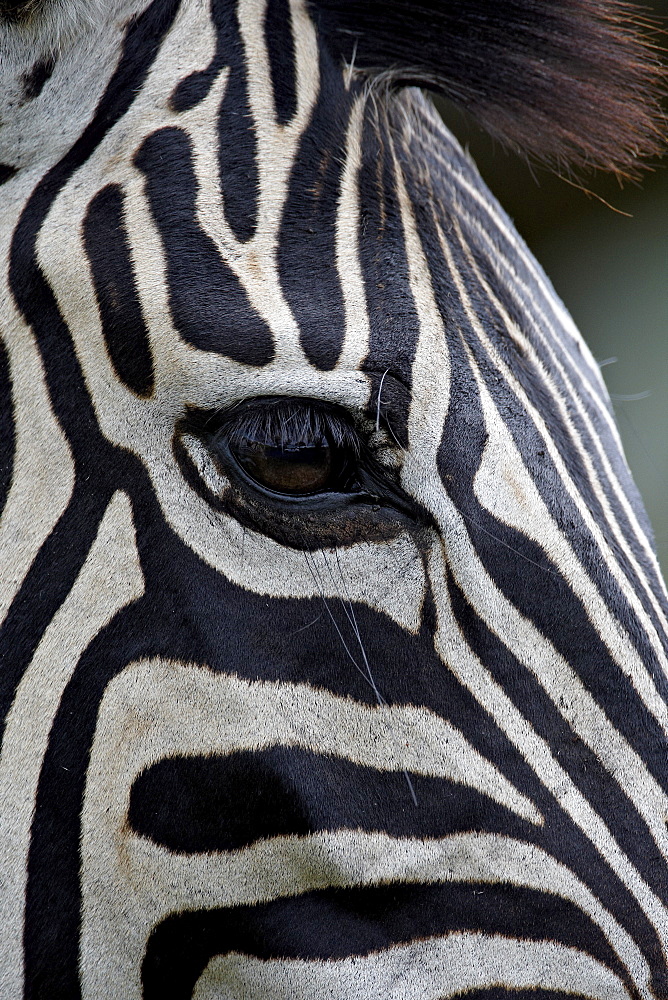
[[434, 0, 668, 578]]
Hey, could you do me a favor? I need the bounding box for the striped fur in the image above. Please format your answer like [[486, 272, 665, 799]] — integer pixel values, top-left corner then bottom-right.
[[1, 1, 668, 998]]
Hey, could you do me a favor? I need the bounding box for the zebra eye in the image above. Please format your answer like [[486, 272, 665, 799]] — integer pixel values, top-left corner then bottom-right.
[[210, 397, 359, 500], [191, 395, 424, 543], [232, 439, 334, 495]]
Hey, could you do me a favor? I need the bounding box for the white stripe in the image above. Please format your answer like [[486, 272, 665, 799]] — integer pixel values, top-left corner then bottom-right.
[[0, 491, 143, 1000], [335, 94, 371, 372], [193, 935, 632, 1000], [83, 657, 540, 822], [124, 831, 649, 994], [386, 114, 452, 478], [0, 312, 74, 628]]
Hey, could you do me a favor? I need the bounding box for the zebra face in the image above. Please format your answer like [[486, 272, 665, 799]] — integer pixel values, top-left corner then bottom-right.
[[2, 0, 668, 998]]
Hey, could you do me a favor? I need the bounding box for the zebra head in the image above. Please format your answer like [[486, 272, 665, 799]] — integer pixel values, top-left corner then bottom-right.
[[1, 0, 668, 997]]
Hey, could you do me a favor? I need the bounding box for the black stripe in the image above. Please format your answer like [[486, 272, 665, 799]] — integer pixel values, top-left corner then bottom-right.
[[128, 746, 534, 852], [20, 57, 55, 101], [0, 489, 110, 733], [277, 44, 353, 371], [169, 32, 221, 112], [142, 882, 626, 999], [214, 0, 260, 243], [0, 163, 17, 184], [265, 0, 298, 124], [22, 484, 169, 999], [360, 107, 420, 390], [83, 184, 155, 397], [134, 126, 274, 364], [449, 992, 593, 1000], [0, 335, 14, 520]]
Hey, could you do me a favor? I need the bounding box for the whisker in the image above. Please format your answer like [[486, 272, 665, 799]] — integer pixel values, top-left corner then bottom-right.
[[303, 553, 374, 690], [376, 368, 390, 433], [329, 552, 386, 706], [287, 610, 325, 635], [330, 551, 419, 807], [459, 509, 559, 579], [305, 551, 418, 805], [344, 37, 358, 90], [385, 416, 405, 450]]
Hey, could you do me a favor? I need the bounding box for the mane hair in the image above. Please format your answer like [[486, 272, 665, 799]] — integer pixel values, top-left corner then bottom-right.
[[310, 0, 667, 178], [2, 0, 665, 175], [0, 0, 40, 19]]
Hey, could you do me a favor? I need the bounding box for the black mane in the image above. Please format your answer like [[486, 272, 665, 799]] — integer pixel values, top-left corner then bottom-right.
[[310, 0, 667, 176]]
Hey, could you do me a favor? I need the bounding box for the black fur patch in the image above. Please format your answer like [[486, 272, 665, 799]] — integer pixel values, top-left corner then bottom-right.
[[310, 0, 666, 176], [128, 748, 533, 853], [83, 184, 155, 397], [0, 0, 42, 22], [0, 338, 14, 522], [265, 0, 298, 124], [0, 164, 18, 185], [21, 56, 55, 100]]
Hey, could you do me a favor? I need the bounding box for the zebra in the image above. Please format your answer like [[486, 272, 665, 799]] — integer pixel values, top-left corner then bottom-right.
[[1, 0, 668, 996]]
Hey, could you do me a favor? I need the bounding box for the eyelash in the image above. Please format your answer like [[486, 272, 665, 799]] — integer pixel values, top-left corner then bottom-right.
[[214, 397, 361, 458]]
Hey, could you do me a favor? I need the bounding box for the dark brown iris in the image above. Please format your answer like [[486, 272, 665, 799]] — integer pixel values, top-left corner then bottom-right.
[[234, 440, 333, 495]]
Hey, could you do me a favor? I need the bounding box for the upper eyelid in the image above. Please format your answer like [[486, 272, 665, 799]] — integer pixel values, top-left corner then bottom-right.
[[210, 398, 364, 453]]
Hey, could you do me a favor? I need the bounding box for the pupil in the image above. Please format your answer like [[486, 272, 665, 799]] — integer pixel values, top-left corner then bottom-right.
[[237, 441, 333, 494]]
